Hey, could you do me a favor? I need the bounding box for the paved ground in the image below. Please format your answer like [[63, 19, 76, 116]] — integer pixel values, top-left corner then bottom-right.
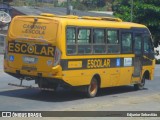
[[0, 55, 160, 120]]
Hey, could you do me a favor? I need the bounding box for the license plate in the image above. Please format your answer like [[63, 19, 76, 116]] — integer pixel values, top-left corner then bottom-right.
[[23, 56, 38, 63], [22, 66, 37, 71]]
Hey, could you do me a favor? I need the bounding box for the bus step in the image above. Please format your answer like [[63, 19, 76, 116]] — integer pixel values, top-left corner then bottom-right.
[[8, 83, 54, 91]]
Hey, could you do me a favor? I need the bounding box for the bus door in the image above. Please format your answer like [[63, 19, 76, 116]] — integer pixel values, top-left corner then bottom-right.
[[143, 34, 155, 65], [133, 33, 143, 77]]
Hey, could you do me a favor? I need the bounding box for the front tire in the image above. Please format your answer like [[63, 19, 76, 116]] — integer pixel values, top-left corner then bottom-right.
[[84, 77, 98, 98], [134, 75, 145, 90]]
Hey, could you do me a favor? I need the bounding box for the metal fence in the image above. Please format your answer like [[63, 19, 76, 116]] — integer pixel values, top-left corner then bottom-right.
[[0, 34, 6, 54]]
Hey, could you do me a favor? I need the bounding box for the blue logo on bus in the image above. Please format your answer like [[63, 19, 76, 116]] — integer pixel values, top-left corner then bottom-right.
[[9, 55, 14, 61], [116, 58, 120, 66]]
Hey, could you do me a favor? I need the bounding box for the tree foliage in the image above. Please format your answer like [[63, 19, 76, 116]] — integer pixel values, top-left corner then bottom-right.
[[112, 0, 160, 47]]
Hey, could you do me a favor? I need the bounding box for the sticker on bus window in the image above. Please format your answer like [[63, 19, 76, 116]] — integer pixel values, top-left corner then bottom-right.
[[124, 58, 132, 66], [116, 58, 120, 66]]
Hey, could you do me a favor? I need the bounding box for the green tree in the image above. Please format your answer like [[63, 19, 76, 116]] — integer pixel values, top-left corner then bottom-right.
[[112, 0, 160, 47]]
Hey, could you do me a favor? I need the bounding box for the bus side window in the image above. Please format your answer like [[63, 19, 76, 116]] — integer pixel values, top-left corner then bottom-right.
[[78, 29, 91, 44], [144, 35, 154, 53], [134, 34, 142, 54], [78, 28, 91, 54], [121, 33, 132, 53], [93, 29, 106, 54], [107, 30, 120, 54], [67, 27, 76, 55]]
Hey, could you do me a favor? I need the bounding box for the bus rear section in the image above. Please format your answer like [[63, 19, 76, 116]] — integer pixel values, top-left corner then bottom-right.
[[4, 15, 63, 90]]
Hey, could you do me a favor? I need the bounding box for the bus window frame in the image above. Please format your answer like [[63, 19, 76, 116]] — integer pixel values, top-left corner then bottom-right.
[[130, 27, 154, 58], [106, 28, 120, 54], [66, 26, 122, 56], [143, 34, 154, 54], [133, 33, 143, 55], [93, 28, 106, 54], [77, 27, 92, 55], [66, 26, 77, 55], [121, 32, 133, 54], [106, 29, 119, 44]]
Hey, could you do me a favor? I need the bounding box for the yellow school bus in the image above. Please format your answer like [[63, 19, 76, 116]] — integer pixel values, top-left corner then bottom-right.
[[4, 13, 155, 97]]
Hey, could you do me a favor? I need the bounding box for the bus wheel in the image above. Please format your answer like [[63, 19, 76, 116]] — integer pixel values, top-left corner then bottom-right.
[[134, 75, 145, 90], [85, 77, 98, 98]]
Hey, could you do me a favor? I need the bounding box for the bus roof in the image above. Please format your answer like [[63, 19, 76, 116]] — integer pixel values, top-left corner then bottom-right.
[[13, 13, 147, 29], [40, 14, 146, 29]]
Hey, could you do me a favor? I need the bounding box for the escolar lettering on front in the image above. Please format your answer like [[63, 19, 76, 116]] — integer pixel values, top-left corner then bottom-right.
[[8, 42, 55, 57]]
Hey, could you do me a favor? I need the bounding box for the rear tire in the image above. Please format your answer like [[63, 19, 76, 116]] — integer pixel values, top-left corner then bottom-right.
[[84, 77, 98, 98], [134, 75, 145, 90]]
